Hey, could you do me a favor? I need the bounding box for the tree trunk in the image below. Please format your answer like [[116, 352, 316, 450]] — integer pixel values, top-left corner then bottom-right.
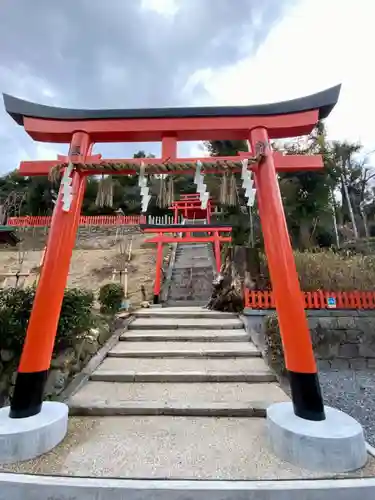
[[298, 221, 312, 249], [207, 245, 253, 312], [341, 174, 359, 239]]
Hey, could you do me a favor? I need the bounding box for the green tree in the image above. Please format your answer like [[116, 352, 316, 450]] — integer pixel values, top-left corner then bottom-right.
[[276, 122, 334, 248], [205, 140, 248, 157]]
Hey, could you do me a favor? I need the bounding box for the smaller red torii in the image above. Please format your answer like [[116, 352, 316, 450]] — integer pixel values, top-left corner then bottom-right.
[[141, 223, 232, 303], [170, 193, 213, 223]]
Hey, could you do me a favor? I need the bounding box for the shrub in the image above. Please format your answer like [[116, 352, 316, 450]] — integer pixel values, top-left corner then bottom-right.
[[99, 283, 124, 314], [0, 287, 35, 353], [294, 250, 375, 291], [0, 286, 95, 354], [56, 288, 95, 351], [260, 249, 375, 291]]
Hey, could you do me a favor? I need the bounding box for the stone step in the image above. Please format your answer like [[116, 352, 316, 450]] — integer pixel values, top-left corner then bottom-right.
[[173, 263, 211, 268], [108, 341, 260, 358], [128, 317, 244, 330], [169, 287, 211, 293], [175, 256, 210, 260], [121, 329, 249, 341], [169, 281, 212, 287], [168, 292, 212, 300], [133, 308, 236, 319], [175, 255, 210, 260], [69, 381, 288, 416], [165, 299, 207, 307], [176, 250, 209, 254], [176, 251, 209, 256], [91, 357, 275, 383], [167, 296, 211, 301], [167, 293, 211, 298], [172, 270, 212, 276], [173, 265, 211, 268], [176, 249, 209, 254], [170, 277, 212, 282]]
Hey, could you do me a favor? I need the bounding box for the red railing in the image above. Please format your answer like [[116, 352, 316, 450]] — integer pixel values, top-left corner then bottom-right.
[[7, 215, 146, 227], [245, 289, 375, 310]]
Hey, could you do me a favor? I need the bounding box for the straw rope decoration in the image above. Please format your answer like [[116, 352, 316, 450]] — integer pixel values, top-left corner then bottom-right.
[[157, 175, 166, 208], [228, 173, 237, 206], [95, 175, 114, 207], [166, 176, 174, 207], [48, 159, 260, 180], [220, 169, 229, 205], [47, 153, 264, 209]]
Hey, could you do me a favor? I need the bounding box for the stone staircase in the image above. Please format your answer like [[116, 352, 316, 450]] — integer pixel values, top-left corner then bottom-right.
[[70, 308, 285, 418], [166, 244, 214, 306], [164, 217, 215, 307], [70, 308, 284, 419]]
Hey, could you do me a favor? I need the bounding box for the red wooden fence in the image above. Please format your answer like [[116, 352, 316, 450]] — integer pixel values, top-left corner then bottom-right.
[[7, 215, 146, 227], [245, 289, 375, 310]]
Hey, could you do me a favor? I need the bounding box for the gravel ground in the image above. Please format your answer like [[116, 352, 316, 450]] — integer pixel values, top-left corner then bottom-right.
[[319, 369, 375, 446]]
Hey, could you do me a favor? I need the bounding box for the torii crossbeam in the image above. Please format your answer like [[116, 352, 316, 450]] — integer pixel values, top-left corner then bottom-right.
[[3, 85, 341, 426]]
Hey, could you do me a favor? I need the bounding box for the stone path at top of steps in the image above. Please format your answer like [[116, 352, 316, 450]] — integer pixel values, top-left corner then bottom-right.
[[7, 306, 375, 481]]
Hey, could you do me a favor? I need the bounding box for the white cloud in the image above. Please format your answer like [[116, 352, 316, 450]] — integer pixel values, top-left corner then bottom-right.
[[188, 0, 375, 154], [34, 144, 65, 161], [1, 64, 57, 104], [140, 0, 179, 17]]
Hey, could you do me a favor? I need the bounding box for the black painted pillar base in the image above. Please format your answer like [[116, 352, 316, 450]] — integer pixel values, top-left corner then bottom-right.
[[288, 370, 325, 421], [9, 370, 48, 419], [153, 294, 160, 304]]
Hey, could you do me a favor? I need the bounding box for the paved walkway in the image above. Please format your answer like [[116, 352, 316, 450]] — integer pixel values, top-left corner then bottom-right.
[[2, 307, 374, 480]]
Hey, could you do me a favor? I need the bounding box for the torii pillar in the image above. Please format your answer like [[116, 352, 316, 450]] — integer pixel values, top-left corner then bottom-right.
[[10, 133, 94, 419]]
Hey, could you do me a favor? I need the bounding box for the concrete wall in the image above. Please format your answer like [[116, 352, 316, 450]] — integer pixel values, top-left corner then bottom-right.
[[1, 473, 375, 500], [242, 309, 375, 371]]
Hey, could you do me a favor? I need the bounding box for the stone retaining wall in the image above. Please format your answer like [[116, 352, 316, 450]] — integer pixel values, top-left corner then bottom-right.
[[10, 225, 141, 250], [242, 309, 375, 371], [0, 317, 127, 408]]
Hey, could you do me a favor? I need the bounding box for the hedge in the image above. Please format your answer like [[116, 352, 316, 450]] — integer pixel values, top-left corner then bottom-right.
[[0, 287, 95, 354]]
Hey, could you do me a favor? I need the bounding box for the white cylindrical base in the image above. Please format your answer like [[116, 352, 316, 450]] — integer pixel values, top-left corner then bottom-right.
[[0, 401, 68, 464], [267, 402, 367, 473]]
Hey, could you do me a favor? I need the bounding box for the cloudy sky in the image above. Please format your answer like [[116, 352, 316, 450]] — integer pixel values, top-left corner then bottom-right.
[[0, 0, 373, 174]]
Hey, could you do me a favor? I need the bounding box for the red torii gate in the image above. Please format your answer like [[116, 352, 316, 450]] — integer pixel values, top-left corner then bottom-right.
[[170, 193, 213, 223], [141, 223, 232, 302], [3, 85, 340, 424]]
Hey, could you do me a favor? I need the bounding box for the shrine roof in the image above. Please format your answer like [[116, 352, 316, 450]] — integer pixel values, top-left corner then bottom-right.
[[3, 85, 340, 126]]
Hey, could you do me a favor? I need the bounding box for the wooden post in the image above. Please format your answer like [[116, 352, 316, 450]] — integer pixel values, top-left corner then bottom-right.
[[153, 235, 163, 304], [10, 132, 91, 419], [249, 127, 324, 422], [213, 231, 221, 274], [206, 199, 211, 224]]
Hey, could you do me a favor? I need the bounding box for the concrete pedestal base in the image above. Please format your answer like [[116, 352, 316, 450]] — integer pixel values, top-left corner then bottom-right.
[[0, 401, 68, 464], [267, 402, 367, 473]]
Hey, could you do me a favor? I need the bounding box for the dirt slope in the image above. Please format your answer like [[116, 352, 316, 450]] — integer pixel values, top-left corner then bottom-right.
[[0, 227, 159, 308]]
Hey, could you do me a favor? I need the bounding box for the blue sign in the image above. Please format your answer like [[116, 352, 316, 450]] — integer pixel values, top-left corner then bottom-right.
[[327, 297, 337, 309]]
